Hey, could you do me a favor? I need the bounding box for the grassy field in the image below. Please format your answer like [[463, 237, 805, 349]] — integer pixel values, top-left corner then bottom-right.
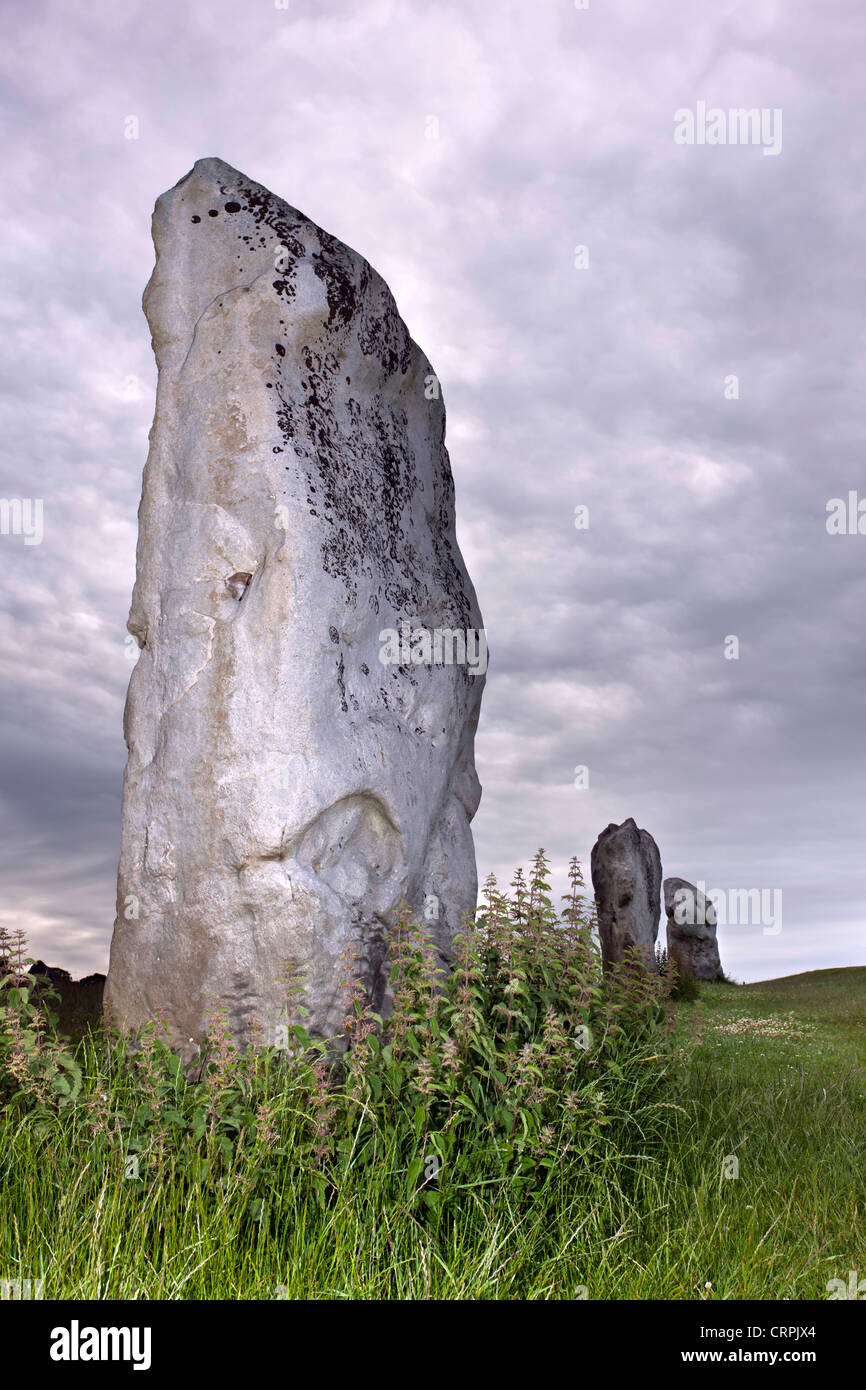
[[2, 916, 864, 1300], [628, 967, 866, 1300]]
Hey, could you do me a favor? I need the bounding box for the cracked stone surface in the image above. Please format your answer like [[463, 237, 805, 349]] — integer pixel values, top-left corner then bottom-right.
[[104, 158, 486, 1060], [664, 876, 724, 981], [590, 818, 662, 971]]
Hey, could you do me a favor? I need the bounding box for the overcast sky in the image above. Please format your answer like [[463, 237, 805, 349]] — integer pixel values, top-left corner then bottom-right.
[[0, 0, 863, 982]]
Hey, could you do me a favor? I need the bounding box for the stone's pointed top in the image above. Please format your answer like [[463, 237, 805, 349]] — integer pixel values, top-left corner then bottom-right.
[[162, 156, 238, 197], [150, 157, 366, 292], [144, 158, 373, 375], [598, 817, 639, 839], [162, 157, 271, 212], [184, 156, 259, 188], [192, 155, 236, 171]]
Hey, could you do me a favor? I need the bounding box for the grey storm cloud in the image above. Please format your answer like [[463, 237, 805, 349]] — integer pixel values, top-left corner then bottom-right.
[[0, 0, 863, 983]]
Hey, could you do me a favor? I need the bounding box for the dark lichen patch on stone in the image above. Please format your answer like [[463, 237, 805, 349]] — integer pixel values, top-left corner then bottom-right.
[[356, 266, 413, 378], [312, 230, 360, 331], [192, 169, 474, 689], [270, 342, 472, 648], [336, 653, 349, 713]]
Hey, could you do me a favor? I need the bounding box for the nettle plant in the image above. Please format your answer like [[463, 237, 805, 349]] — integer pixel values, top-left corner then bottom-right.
[[346, 851, 670, 1198], [0, 854, 672, 1210], [0, 928, 83, 1110]]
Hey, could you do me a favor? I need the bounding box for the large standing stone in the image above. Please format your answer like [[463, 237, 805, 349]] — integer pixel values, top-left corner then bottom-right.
[[590, 818, 662, 970], [664, 877, 723, 981], [105, 158, 486, 1060]]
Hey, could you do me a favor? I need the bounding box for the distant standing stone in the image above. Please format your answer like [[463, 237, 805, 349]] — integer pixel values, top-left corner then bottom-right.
[[591, 818, 662, 970], [664, 877, 723, 981]]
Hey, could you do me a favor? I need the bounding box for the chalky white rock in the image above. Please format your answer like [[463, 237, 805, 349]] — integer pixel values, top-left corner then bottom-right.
[[105, 159, 485, 1058]]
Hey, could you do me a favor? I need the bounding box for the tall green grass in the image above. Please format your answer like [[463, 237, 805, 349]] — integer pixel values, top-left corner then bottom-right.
[[1, 875, 863, 1299]]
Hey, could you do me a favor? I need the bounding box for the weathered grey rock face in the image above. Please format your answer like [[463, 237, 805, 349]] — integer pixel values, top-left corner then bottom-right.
[[590, 818, 662, 970], [664, 877, 723, 981], [105, 158, 485, 1060]]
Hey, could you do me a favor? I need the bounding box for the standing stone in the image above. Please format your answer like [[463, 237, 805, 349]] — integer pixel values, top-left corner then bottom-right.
[[105, 158, 486, 1060], [590, 818, 662, 970], [664, 877, 723, 981]]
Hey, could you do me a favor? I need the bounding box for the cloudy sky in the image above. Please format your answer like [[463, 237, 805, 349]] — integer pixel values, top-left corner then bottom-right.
[[0, 0, 863, 982]]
